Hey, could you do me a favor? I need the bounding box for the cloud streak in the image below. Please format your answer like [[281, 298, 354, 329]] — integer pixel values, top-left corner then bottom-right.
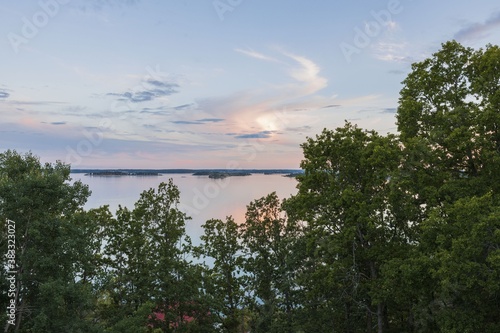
[[234, 130, 275, 139], [7, 100, 66, 105], [171, 118, 225, 125], [172, 120, 202, 125], [107, 78, 179, 103], [380, 107, 397, 114], [235, 48, 278, 62], [73, 0, 142, 13], [197, 118, 224, 123], [371, 41, 413, 63], [455, 11, 500, 42]]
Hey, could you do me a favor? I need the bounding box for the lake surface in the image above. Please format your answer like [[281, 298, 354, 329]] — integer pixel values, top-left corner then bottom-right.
[[71, 173, 298, 244]]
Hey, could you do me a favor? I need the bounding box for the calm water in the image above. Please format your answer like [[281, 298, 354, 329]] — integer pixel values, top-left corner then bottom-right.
[[71, 173, 298, 244]]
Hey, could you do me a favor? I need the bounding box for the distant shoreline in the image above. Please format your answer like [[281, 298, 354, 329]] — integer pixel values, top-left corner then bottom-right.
[[74, 169, 303, 178]]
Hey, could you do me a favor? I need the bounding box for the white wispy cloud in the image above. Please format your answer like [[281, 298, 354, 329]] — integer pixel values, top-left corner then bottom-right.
[[283, 52, 328, 94], [235, 47, 327, 94], [235, 48, 278, 62], [371, 40, 413, 63], [195, 50, 330, 137]]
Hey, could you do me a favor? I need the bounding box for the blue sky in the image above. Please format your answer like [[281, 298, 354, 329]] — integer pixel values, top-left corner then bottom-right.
[[1, 0, 499, 168]]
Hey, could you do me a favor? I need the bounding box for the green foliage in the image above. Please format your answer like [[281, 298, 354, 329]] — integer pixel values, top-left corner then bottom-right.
[[411, 194, 500, 332], [0, 150, 100, 332], [195, 216, 245, 332], [394, 40, 500, 332], [240, 192, 303, 333], [98, 180, 210, 333], [2, 40, 500, 332], [398, 40, 500, 201], [284, 123, 405, 332]]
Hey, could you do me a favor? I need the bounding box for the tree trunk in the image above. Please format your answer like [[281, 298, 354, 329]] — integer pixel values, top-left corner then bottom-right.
[[369, 261, 384, 333], [366, 308, 373, 333], [377, 303, 384, 333]]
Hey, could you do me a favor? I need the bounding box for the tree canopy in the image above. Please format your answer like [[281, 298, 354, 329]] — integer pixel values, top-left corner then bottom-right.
[[1, 40, 499, 332]]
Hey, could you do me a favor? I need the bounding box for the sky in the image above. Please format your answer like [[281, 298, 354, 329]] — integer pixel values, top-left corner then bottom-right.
[[1, 0, 500, 169]]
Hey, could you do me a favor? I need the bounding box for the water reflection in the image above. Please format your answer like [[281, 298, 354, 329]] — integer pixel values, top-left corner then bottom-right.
[[71, 173, 298, 244]]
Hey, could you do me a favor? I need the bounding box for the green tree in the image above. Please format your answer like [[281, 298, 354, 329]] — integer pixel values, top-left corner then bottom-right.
[[0, 150, 100, 332], [397, 41, 500, 205], [195, 216, 245, 332], [99, 180, 208, 333], [417, 194, 500, 332], [240, 192, 302, 333], [284, 123, 406, 332], [395, 40, 500, 332]]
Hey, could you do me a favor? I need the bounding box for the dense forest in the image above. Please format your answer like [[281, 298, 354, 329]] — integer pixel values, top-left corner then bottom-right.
[[1, 41, 499, 332]]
